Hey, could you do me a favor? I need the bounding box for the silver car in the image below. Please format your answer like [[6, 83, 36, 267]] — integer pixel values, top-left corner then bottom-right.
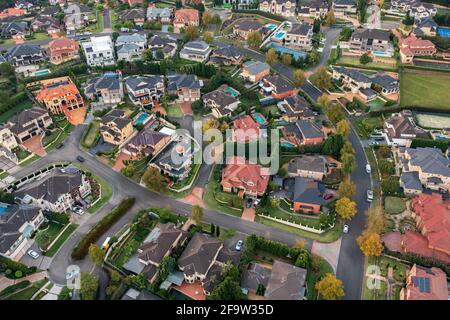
[[27, 250, 39, 259]]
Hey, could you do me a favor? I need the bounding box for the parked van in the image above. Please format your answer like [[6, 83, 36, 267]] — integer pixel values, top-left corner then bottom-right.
[[102, 237, 111, 250], [366, 164, 372, 174]]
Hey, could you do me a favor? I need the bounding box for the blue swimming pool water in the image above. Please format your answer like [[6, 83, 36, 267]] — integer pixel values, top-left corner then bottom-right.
[[267, 43, 307, 60], [281, 142, 296, 148], [0, 206, 7, 215], [252, 113, 267, 125], [35, 69, 50, 76], [134, 113, 150, 126], [273, 31, 285, 39], [265, 24, 277, 30], [438, 27, 450, 37], [226, 87, 239, 97]]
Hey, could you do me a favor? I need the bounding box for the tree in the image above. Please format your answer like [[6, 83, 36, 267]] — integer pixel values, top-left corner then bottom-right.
[[341, 152, 356, 176], [326, 103, 345, 124], [338, 178, 356, 200], [381, 177, 400, 195], [208, 277, 246, 300], [184, 25, 199, 41], [310, 66, 332, 90], [294, 239, 305, 249], [315, 273, 345, 300], [247, 30, 262, 49], [0, 190, 14, 204], [192, 205, 204, 225], [203, 31, 213, 43], [308, 50, 320, 65], [326, 10, 336, 26], [317, 94, 330, 109], [202, 10, 212, 26], [357, 232, 384, 257], [365, 205, 385, 234], [265, 48, 278, 65], [360, 53, 372, 65], [215, 225, 220, 237], [142, 166, 167, 193], [123, 20, 134, 29], [88, 244, 105, 266], [175, 0, 182, 8], [340, 140, 355, 157], [293, 69, 306, 87], [80, 273, 99, 300], [212, 14, 222, 25], [58, 286, 72, 300], [323, 134, 344, 158], [378, 159, 395, 175], [159, 256, 176, 281], [335, 197, 357, 220], [210, 223, 216, 234], [294, 249, 310, 268], [281, 53, 292, 66], [142, 49, 153, 61], [336, 119, 350, 137], [155, 49, 165, 60]]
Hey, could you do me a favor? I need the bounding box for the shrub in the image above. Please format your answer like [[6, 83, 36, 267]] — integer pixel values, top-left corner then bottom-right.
[[71, 198, 136, 260]]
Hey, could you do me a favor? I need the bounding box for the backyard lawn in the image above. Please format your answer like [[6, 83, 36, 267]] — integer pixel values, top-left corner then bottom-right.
[[5, 279, 48, 300], [165, 104, 184, 118], [337, 56, 397, 71], [354, 116, 383, 139], [400, 71, 450, 111], [35, 222, 65, 251], [306, 256, 334, 300], [384, 196, 406, 215]]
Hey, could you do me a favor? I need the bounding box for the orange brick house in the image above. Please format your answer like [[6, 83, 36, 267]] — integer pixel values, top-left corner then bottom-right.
[[260, 75, 296, 99], [35, 77, 86, 116], [221, 156, 269, 198], [47, 37, 80, 65], [231, 115, 261, 143], [399, 35, 437, 64], [284, 177, 327, 214], [400, 264, 448, 300], [0, 8, 27, 19], [173, 9, 199, 33]]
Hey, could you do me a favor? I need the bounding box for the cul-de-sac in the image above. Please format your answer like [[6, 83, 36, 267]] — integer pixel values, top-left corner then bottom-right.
[[0, 0, 449, 302]]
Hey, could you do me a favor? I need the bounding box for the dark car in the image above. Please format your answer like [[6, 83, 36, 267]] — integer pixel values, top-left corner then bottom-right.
[[76, 156, 85, 162], [55, 143, 64, 149]]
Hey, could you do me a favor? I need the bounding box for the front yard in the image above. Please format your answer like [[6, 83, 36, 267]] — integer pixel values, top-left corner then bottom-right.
[[400, 71, 450, 111], [384, 196, 406, 215], [336, 55, 397, 71], [35, 221, 65, 251], [81, 120, 100, 148], [354, 116, 383, 139]]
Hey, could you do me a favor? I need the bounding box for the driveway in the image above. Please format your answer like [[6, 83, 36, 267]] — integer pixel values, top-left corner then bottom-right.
[[0, 156, 16, 172], [22, 135, 46, 157], [65, 107, 87, 125]]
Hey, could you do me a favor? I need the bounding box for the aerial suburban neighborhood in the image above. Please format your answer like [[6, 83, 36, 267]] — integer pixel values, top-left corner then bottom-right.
[[0, 0, 449, 305]]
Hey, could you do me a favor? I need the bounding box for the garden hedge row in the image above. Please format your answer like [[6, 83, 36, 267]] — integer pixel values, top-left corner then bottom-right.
[[0, 256, 36, 279], [384, 249, 450, 277], [0, 92, 28, 114], [71, 198, 136, 260], [231, 9, 287, 22]]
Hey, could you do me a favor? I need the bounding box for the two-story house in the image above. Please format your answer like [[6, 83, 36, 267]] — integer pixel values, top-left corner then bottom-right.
[[167, 74, 203, 102], [179, 41, 212, 63], [99, 109, 133, 145], [81, 36, 116, 67], [6, 107, 53, 144], [125, 75, 165, 108], [259, 0, 296, 18]]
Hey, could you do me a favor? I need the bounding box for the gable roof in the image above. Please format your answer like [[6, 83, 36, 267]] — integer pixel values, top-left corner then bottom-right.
[[8, 106, 50, 135], [119, 8, 146, 20], [242, 60, 270, 75], [352, 28, 390, 41], [288, 155, 327, 175], [283, 95, 314, 117], [406, 147, 450, 177], [6, 44, 42, 59], [212, 45, 242, 60], [125, 75, 164, 91], [85, 72, 121, 94], [221, 156, 270, 194], [263, 74, 295, 93], [264, 260, 307, 300], [404, 265, 448, 300], [296, 119, 323, 139], [234, 19, 263, 32]]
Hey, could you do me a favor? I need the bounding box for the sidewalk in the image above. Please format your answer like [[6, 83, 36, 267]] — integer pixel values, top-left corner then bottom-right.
[[0, 271, 48, 292]]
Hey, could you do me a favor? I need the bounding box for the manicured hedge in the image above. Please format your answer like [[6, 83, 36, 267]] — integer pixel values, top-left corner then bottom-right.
[[0, 256, 36, 279], [0, 92, 28, 114], [231, 9, 287, 22], [71, 198, 136, 260], [44, 211, 70, 225], [0, 280, 31, 298], [410, 138, 449, 153], [384, 249, 450, 277]]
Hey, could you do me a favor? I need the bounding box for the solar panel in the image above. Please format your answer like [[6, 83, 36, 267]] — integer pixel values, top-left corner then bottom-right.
[[413, 277, 431, 293]]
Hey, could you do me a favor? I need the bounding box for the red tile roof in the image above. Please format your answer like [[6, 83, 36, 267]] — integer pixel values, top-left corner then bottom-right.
[[221, 156, 269, 195], [174, 8, 199, 24], [411, 193, 450, 255], [402, 264, 448, 300], [232, 115, 261, 143]]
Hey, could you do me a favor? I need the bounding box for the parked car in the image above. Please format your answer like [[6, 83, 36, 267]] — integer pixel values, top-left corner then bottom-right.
[[369, 141, 379, 146], [72, 206, 84, 215], [343, 225, 349, 234], [55, 143, 64, 149], [235, 240, 243, 251], [27, 249, 39, 259], [367, 190, 374, 202], [366, 164, 372, 174], [76, 156, 85, 162]]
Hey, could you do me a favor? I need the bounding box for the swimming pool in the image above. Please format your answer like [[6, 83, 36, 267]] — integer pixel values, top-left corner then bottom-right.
[[0, 206, 7, 215], [226, 87, 239, 97], [272, 31, 286, 40], [266, 43, 307, 60], [134, 112, 151, 126], [438, 27, 450, 38], [265, 24, 277, 30], [35, 69, 50, 76], [252, 113, 267, 125], [281, 141, 296, 149], [372, 50, 391, 57]]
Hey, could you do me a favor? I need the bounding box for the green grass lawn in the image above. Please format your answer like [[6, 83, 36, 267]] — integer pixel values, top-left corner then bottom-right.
[[306, 256, 334, 300], [35, 222, 65, 251], [337, 56, 397, 71], [400, 71, 450, 111], [204, 179, 243, 217], [165, 104, 184, 118], [12, 147, 31, 161], [44, 125, 74, 152], [367, 98, 386, 111], [266, 205, 322, 229], [87, 173, 113, 214], [354, 116, 383, 139], [81, 120, 100, 148], [384, 196, 406, 215], [19, 155, 40, 167], [6, 279, 48, 300], [45, 224, 78, 257], [0, 100, 33, 123], [30, 32, 50, 41]]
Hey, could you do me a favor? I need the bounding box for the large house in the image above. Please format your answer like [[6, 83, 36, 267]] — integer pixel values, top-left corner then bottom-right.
[[125, 75, 165, 108], [0, 204, 44, 261], [400, 264, 448, 300], [63, 4, 92, 31], [241, 61, 271, 83], [30, 16, 61, 35], [349, 28, 391, 55], [119, 8, 146, 26], [332, 0, 357, 16], [123, 128, 171, 159], [148, 35, 177, 59], [46, 37, 80, 65], [6, 107, 53, 144], [413, 17, 438, 37], [259, 0, 296, 18], [115, 33, 147, 62], [264, 260, 307, 300], [233, 19, 263, 40], [221, 156, 270, 197], [167, 74, 203, 102], [203, 85, 240, 118], [147, 5, 173, 23], [282, 22, 314, 51], [399, 35, 436, 63], [14, 166, 91, 212], [0, 124, 19, 164], [282, 119, 324, 146], [399, 147, 450, 192], [231, 115, 261, 143], [85, 72, 124, 105], [392, 1, 437, 20], [287, 155, 327, 181], [173, 8, 199, 33], [35, 77, 86, 115], [81, 36, 115, 67], [210, 45, 243, 66], [0, 22, 29, 40], [99, 109, 133, 145], [297, 0, 329, 19], [277, 95, 315, 122], [383, 110, 428, 147], [0, 8, 27, 20], [179, 41, 211, 63], [260, 75, 296, 99], [5, 44, 45, 67]]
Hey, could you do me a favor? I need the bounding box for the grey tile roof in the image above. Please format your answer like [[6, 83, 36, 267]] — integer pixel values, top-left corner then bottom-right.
[[263, 74, 295, 93], [126, 129, 168, 154], [234, 19, 263, 32], [116, 43, 140, 54], [116, 33, 146, 45], [183, 40, 210, 51], [360, 87, 377, 98], [334, 66, 372, 84], [287, 155, 327, 175], [241, 262, 271, 291], [203, 87, 239, 109], [1, 22, 28, 37], [406, 147, 450, 178], [125, 75, 164, 91], [296, 119, 323, 139], [212, 45, 242, 60], [86, 72, 121, 93], [352, 28, 390, 41], [119, 8, 146, 20], [0, 204, 41, 255], [285, 176, 327, 205], [178, 233, 222, 276], [284, 95, 314, 117], [242, 61, 270, 75], [167, 73, 202, 90], [101, 109, 131, 130], [289, 23, 313, 36], [264, 260, 307, 300], [400, 171, 423, 192], [371, 73, 399, 91], [148, 35, 177, 47], [8, 106, 50, 135], [6, 44, 42, 59], [333, 0, 356, 5]]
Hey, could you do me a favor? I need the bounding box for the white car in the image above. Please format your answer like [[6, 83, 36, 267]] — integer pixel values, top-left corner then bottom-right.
[[366, 164, 372, 174], [235, 240, 243, 251], [343, 225, 349, 234], [367, 190, 374, 202], [27, 250, 39, 259], [72, 206, 84, 215]]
